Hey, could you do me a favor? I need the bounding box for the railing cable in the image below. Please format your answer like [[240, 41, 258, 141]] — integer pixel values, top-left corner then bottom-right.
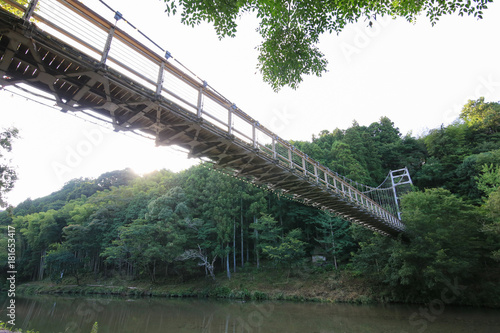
[[97, 0, 212, 92]]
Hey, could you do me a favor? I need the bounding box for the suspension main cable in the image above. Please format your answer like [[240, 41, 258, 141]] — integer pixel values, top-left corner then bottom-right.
[[97, 0, 209, 90]]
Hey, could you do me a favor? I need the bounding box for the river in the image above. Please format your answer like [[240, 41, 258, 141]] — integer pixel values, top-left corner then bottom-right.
[[2, 295, 500, 333]]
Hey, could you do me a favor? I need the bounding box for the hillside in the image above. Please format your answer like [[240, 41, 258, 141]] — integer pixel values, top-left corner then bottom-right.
[[1, 98, 500, 306]]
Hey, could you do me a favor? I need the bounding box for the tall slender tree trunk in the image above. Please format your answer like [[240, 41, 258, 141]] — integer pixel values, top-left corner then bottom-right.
[[94, 254, 99, 280], [330, 221, 338, 270], [246, 231, 249, 263], [38, 249, 46, 280], [241, 199, 244, 268], [233, 218, 236, 273], [254, 216, 259, 269], [220, 242, 224, 268], [226, 244, 231, 279]]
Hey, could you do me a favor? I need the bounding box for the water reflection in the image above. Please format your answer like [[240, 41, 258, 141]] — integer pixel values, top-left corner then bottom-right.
[[2, 295, 500, 333]]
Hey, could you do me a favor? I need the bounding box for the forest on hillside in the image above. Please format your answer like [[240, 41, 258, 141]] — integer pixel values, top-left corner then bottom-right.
[[1, 97, 499, 305]]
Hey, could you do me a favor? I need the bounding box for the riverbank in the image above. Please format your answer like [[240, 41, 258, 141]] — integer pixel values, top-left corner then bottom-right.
[[17, 266, 378, 304], [0, 322, 38, 333], [15, 264, 500, 308]]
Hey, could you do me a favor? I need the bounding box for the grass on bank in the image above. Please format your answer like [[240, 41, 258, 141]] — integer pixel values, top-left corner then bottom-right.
[[0, 321, 98, 333], [0, 321, 38, 333], [16, 263, 378, 304]]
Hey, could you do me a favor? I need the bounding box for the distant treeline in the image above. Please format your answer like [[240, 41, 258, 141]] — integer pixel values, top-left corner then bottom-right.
[[1, 97, 499, 306]]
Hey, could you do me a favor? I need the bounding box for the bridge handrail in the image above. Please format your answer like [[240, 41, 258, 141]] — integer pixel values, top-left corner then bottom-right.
[[3, 0, 404, 232]]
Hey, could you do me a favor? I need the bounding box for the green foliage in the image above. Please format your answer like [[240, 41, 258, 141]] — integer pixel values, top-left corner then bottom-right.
[[7, 99, 500, 305], [483, 188, 500, 261], [163, 0, 491, 90], [0, 127, 19, 208], [0, 0, 30, 18], [399, 189, 483, 284], [250, 213, 281, 246], [256, 20, 328, 91], [418, 123, 469, 189], [413, 99, 500, 196], [262, 228, 306, 267], [12, 169, 138, 216], [251, 290, 269, 300], [101, 187, 190, 281], [311, 212, 355, 268], [352, 188, 492, 303], [349, 228, 394, 282], [461, 97, 500, 134], [0, 320, 39, 332], [250, 214, 307, 266], [292, 116, 405, 185], [476, 163, 500, 196], [44, 243, 84, 284]]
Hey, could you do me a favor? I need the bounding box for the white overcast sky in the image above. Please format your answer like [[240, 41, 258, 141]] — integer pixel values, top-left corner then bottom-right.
[[1, 0, 500, 206]]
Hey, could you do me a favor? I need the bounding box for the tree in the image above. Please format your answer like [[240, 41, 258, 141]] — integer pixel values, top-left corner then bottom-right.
[[368, 117, 402, 176], [478, 164, 500, 262], [250, 214, 281, 247], [262, 228, 306, 268], [391, 189, 484, 301], [352, 188, 487, 303], [0, 127, 19, 208], [183, 165, 242, 278], [350, 228, 394, 284], [101, 187, 190, 281], [44, 244, 85, 285], [311, 213, 355, 269], [483, 188, 500, 261], [163, 0, 491, 91], [176, 244, 218, 280], [329, 141, 370, 183], [418, 123, 469, 191], [0, 0, 29, 17], [95, 168, 137, 190], [460, 98, 500, 135], [250, 213, 306, 268], [102, 219, 171, 282], [13, 209, 65, 280], [476, 163, 500, 197]]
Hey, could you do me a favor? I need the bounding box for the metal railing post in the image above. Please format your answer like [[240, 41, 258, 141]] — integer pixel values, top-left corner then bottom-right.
[[156, 61, 165, 98], [197, 81, 207, 118], [252, 122, 258, 148], [23, 0, 39, 23], [228, 104, 235, 136], [272, 137, 277, 159], [101, 12, 123, 65]]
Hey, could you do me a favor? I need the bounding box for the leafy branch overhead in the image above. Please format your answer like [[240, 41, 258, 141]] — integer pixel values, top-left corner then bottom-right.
[[163, 0, 491, 91]]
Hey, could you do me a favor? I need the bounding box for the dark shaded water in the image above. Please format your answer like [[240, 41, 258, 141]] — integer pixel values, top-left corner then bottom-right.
[[2, 295, 500, 333]]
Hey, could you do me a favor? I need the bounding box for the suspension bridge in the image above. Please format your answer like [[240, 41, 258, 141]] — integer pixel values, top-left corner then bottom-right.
[[0, 0, 411, 236]]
